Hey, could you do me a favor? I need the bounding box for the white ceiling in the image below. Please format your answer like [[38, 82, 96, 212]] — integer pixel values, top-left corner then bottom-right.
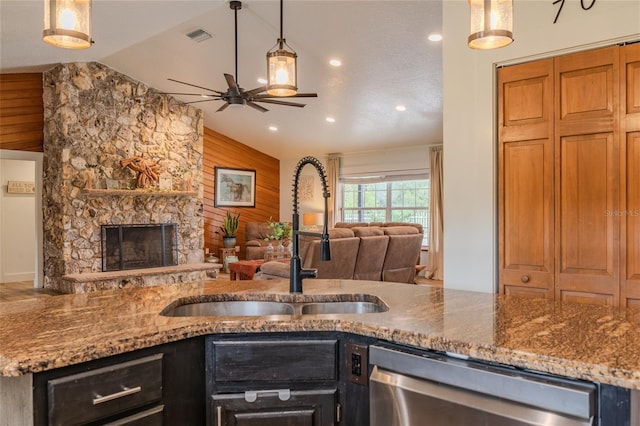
[[0, 0, 443, 160]]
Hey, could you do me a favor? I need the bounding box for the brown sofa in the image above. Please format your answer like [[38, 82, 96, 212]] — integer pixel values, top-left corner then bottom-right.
[[257, 222, 423, 284]]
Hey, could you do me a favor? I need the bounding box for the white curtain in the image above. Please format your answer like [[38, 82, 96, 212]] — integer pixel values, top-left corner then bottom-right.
[[425, 146, 443, 280], [326, 155, 340, 228]]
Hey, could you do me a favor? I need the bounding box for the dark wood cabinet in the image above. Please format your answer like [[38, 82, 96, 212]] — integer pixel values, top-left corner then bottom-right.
[[205, 333, 377, 425], [32, 337, 205, 426], [213, 389, 337, 426], [206, 334, 354, 426]]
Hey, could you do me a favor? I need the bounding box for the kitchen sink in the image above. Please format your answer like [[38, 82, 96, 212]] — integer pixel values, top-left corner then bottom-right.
[[301, 301, 387, 314], [161, 295, 389, 317], [166, 300, 295, 317]]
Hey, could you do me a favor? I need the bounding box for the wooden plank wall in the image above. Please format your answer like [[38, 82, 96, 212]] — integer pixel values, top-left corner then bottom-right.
[[0, 73, 44, 152], [203, 127, 280, 258]]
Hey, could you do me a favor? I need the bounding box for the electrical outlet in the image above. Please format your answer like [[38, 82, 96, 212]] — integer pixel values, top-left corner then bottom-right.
[[345, 343, 368, 385], [235, 246, 240, 252]]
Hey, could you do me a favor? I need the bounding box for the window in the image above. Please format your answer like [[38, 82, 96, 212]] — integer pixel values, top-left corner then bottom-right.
[[341, 177, 429, 246]]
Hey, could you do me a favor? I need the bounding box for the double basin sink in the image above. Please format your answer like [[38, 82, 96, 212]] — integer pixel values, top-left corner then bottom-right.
[[161, 294, 389, 317]]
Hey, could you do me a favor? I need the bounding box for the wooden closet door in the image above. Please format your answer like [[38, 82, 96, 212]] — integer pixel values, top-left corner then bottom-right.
[[621, 43, 640, 308], [498, 59, 554, 298], [555, 46, 621, 306]]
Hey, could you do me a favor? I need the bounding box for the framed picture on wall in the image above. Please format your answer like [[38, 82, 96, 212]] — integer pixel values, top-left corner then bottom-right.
[[214, 167, 256, 207]]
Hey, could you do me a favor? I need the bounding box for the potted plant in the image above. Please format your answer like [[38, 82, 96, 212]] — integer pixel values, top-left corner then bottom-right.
[[264, 217, 292, 252], [220, 211, 240, 248]]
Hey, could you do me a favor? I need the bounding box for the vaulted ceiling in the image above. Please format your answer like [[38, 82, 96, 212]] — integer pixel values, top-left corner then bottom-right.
[[0, 0, 443, 160]]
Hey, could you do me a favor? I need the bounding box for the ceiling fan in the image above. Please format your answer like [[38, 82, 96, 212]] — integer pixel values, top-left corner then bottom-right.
[[165, 1, 317, 113]]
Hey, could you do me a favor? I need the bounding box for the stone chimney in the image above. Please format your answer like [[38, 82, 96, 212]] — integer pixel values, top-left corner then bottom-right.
[[42, 62, 204, 290]]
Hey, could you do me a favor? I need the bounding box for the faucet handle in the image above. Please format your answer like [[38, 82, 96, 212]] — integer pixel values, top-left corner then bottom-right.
[[300, 268, 318, 279]]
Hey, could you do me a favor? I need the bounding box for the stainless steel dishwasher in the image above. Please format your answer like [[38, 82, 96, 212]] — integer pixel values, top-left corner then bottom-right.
[[369, 345, 597, 426]]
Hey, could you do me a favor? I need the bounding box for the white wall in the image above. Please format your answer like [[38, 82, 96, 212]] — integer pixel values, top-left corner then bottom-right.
[[0, 156, 38, 284], [443, 0, 640, 292]]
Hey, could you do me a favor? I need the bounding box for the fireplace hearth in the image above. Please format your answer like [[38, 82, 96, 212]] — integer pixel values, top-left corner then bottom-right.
[[101, 224, 178, 272]]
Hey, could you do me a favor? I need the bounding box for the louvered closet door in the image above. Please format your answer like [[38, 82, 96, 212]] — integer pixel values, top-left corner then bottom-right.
[[498, 59, 554, 298], [554, 46, 621, 306], [621, 43, 640, 308]]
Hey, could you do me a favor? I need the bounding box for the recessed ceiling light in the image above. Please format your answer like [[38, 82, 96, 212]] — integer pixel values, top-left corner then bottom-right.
[[326, 117, 336, 123], [257, 77, 267, 84], [329, 59, 342, 67], [428, 33, 443, 42], [268, 126, 278, 131], [396, 105, 407, 112]]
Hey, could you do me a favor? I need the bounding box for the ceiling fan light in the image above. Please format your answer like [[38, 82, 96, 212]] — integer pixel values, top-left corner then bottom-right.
[[43, 0, 92, 49], [468, 0, 513, 50], [266, 42, 298, 97]]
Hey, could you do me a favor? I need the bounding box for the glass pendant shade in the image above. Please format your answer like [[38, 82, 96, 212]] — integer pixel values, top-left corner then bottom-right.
[[266, 40, 298, 96], [43, 0, 92, 49], [468, 0, 513, 50]]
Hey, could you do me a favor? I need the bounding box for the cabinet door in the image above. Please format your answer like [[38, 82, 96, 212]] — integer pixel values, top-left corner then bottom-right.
[[554, 46, 621, 306], [213, 388, 337, 426], [621, 43, 640, 308], [498, 59, 555, 298]]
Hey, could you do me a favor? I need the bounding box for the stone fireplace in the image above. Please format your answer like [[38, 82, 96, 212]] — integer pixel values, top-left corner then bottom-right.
[[42, 62, 209, 292]]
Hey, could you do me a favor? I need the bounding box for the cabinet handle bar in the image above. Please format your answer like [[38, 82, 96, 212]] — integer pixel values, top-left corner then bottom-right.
[[93, 386, 142, 405]]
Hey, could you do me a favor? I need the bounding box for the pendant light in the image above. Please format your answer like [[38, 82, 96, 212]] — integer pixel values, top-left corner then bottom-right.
[[43, 0, 92, 49], [468, 0, 513, 50], [266, 0, 297, 96]]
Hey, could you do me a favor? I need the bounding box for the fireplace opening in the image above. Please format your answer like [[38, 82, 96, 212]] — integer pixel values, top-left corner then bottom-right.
[[101, 223, 178, 272]]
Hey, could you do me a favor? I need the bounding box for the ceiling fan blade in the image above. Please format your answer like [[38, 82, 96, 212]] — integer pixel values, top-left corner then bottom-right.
[[217, 103, 230, 112], [254, 92, 318, 99], [184, 98, 224, 105], [254, 99, 306, 108], [224, 74, 239, 91], [162, 92, 209, 95], [245, 86, 267, 97], [246, 101, 269, 113], [167, 78, 224, 95]]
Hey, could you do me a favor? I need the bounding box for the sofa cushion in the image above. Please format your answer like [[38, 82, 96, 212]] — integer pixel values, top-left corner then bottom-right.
[[258, 261, 290, 278], [352, 226, 384, 237], [303, 236, 360, 279], [353, 234, 389, 281], [384, 222, 423, 233], [383, 226, 419, 235], [328, 228, 356, 238]]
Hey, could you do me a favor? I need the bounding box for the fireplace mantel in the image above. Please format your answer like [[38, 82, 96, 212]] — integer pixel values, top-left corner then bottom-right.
[[82, 189, 198, 197]]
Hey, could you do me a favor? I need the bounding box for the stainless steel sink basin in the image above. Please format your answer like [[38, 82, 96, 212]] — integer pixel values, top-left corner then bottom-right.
[[165, 300, 295, 317], [161, 295, 389, 317], [301, 301, 388, 314]]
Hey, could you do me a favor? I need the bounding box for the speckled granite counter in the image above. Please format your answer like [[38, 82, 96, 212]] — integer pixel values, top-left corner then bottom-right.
[[1, 279, 640, 390]]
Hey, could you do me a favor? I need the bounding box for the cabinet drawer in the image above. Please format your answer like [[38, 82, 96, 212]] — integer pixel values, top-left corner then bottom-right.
[[212, 388, 337, 426], [47, 354, 163, 426], [102, 405, 164, 426], [213, 340, 337, 383]]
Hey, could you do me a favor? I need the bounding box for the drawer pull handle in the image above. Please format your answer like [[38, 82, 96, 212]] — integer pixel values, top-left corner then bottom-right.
[[521, 275, 530, 283], [93, 386, 142, 405], [244, 389, 291, 402]]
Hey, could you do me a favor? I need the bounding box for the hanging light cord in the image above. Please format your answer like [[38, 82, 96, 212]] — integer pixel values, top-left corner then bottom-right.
[[234, 5, 239, 84], [278, 0, 284, 48]]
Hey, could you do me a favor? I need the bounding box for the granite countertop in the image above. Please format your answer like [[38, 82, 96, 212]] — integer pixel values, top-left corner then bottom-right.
[[1, 279, 640, 390]]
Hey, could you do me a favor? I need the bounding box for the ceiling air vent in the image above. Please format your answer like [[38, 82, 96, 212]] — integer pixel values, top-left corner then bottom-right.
[[186, 29, 212, 42]]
